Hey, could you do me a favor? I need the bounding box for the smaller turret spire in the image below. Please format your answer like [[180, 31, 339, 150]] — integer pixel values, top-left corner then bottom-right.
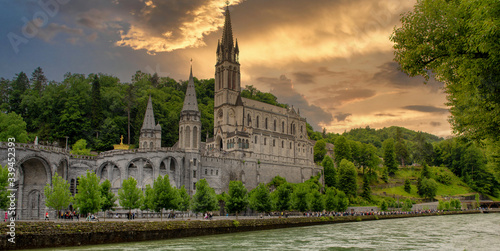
[[181, 62, 199, 113], [141, 95, 156, 130]]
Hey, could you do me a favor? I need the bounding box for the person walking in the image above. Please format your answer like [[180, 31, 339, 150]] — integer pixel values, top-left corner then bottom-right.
[[45, 212, 49, 221]]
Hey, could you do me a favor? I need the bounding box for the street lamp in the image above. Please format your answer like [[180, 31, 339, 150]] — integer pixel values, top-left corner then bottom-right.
[[65, 136, 69, 151]]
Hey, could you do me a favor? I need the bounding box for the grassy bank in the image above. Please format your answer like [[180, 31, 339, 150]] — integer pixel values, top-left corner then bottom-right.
[[1, 211, 485, 250]]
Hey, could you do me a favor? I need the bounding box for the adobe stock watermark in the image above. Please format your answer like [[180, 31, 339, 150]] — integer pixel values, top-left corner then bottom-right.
[[5, 138, 17, 244], [7, 0, 71, 54]]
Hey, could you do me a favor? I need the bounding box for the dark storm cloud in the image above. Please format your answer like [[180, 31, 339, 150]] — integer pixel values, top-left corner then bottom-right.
[[334, 112, 352, 122], [292, 72, 315, 84], [375, 113, 397, 117], [430, 121, 441, 127], [402, 105, 448, 114], [372, 62, 444, 92], [255, 75, 333, 130]]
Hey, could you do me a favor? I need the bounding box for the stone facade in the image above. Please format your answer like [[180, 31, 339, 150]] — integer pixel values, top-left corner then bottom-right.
[[0, 7, 320, 220]]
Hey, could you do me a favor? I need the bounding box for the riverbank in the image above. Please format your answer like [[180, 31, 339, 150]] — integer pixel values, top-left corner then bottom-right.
[[1, 210, 496, 250]]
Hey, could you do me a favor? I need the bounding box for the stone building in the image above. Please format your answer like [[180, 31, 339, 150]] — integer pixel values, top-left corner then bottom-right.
[[0, 7, 321, 219]]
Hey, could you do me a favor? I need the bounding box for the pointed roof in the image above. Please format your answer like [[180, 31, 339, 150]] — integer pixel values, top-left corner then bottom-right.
[[141, 95, 156, 130], [221, 6, 234, 50], [181, 64, 199, 112]]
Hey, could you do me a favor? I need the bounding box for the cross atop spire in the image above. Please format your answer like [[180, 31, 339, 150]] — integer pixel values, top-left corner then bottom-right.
[[182, 61, 199, 113]]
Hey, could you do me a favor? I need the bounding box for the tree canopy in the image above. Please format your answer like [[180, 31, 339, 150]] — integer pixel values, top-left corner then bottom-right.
[[44, 172, 72, 216]]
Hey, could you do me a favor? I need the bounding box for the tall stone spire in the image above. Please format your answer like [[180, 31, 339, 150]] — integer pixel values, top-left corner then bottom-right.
[[221, 6, 234, 51], [141, 95, 156, 130], [181, 63, 199, 113]]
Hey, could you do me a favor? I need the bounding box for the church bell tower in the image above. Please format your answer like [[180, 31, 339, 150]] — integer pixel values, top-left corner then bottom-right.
[[214, 6, 241, 141]]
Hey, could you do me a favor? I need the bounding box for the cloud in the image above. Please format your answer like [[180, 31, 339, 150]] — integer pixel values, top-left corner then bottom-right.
[[314, 88, 376, 107], [334, 112, 352, 122], [37, 23, 84, 42], [402, 105, 448, 114], [430, 121, 441, 127], [255, 75, 333, 130], [375, 113, 397, 117], [371, 62, 444, 92], [292, 71, 315, 84]]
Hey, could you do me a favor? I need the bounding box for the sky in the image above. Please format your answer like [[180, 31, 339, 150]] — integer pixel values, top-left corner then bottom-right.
[[0, 0, 451, 137]]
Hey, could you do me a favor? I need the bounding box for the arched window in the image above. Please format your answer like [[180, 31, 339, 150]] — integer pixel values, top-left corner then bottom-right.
[[290, 142, 292, 149], [255, 136, 258, 144], [282, 121, 285, 133], [246, 139, 249, 149], [256, 116, 260, 128], [301, 125, 303, 133], [265, 118, 268, 129], [282, 140, 284, 148], [238, 138, 242, 148], [150, 142, 153, 148], [193, 126, 198, 148], [273, 120, 277, 131], [185, 126, 191, 148], [247, 114, 251, 126], [273, 139, 276, 147], [143, 142, 147, 149], [228, 68, 232, 89], [264, 138, 267, 145], [232, 69, 236, 90]]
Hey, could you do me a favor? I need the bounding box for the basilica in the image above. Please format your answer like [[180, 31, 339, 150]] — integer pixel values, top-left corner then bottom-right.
[[0, 7, 320, 219]]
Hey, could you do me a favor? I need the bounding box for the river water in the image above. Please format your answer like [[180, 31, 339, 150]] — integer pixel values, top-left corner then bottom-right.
[[37, 213, 500, 251]]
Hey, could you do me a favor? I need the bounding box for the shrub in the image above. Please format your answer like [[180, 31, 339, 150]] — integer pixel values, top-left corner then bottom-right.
[[404, 179, 411, 193], [232, 220, 240, 227], [436, 172, 452, 185]]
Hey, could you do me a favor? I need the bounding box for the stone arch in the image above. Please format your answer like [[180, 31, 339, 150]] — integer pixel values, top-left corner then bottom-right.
[[256, 116, 260, 128], [216, 135, 223, 150], [159, 157, 179, 188], [56, 159, 68, 180], [97, 161, 120, 180], [27, 189, 42, 219], [17, 154, 52, 186], [247, 113, 252, 126], [17, 155, 52, 220]]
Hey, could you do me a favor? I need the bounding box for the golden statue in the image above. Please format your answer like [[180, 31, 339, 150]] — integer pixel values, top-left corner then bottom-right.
[[113, 135, 129, 150]]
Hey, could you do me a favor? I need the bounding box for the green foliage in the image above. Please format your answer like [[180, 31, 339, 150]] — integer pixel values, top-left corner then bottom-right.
[[391, 0, 500, 142], [0, 165, 9, 210], [383, 138, 398, 175], [71, 139, 91, 156], [334, 136, 351, 166], [361, 174, 372, 201], [43, 172, 72, 214], [249, 183, 272, 213], [338, 159, 358, 198], [178, 185, 191, 212], [232, 220, 240, 227], [91, 75, 103, 132], [395, 128, 410, 166], [419, 178, 438, 199], [153, 175, 180, 215], [292, 183, 311, 212], [192, 179, 218, 213], [272, 182, 293, 211], [404, 178, 412, 194], [118, 177, 143, 214], [100, 179, 117, 214], [322, 155, 337, 188], [380, 200, 388, 211], [314, 139, 327, 163], [382, 168, 389, 183], [0, 112, 28, 143], [402, 198, 413, 212], [421, 163, 431, 179], [268, 175, 287, 190], [141, 184, 155, 212], [74, 171, 103, 215], [310, 189, 325, 212], [226, 181, 248, 216], [241, 85, 287, 108]]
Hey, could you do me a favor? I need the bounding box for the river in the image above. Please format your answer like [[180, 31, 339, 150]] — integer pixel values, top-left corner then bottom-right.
[[33, 213, 500, 250]]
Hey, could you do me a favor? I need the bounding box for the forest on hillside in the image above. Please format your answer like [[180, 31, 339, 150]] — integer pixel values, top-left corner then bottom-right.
[[0, 67, 499, 197]]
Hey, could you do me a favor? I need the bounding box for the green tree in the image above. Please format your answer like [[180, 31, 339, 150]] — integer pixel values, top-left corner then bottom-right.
[[0, 112, 28, 143], [100, 179, 117, 221], [395, 128, 410, 167], [391, 0, 500, 141], [292, 183, 311, 212], [153, 175, 180, 219], [310, 189, 325, 212], [178, 185, 191, 213], [118, 177, 143, 218], [31, 67, 47, 93], [192, 179, 218, 213], [71, 139, 91, 156], [141, 184, 155, 218], [9, 72, 30, 116], [402, 198, 413, 212], [268, 175, 287, 190], [334, 136, 351, 166], [322, 155, 337, 188], [361, 174, 372, 201], [324, 187, 337, 211], [249, 183, 272, 213], [273, 182, 293, 211], [91, 75, 103, 133], [421, 163, 431, 179], [314, 139, 327, 163], [338, 159, 358, 198], [404, 178, 412, 194], [335, 190, 350, 212], [74, 171, 102, 216], [383, 138, 398, 175], [44, 172, 72, 219], [226, 181, 248, 218], [419, 178, 438, 200], [380, 200, 388, 211]]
